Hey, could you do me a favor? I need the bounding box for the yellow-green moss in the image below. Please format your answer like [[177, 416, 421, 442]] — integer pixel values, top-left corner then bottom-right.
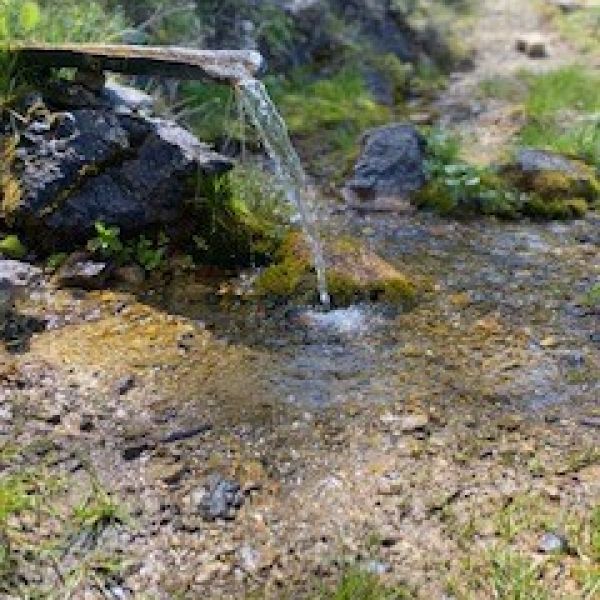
[[254, 257, 309, 297], [522, 195, 588, 219], [255, 231, 416, 306], [0, 138, 21, 222], [0, 234, 26, 259]]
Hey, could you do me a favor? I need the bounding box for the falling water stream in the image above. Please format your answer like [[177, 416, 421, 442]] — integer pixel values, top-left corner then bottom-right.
[[236, 78, 331, 308]]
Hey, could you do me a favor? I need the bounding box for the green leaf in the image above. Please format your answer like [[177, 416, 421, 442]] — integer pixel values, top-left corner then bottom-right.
[[0, 14, 9, 39], [19, 1, 41, 32]]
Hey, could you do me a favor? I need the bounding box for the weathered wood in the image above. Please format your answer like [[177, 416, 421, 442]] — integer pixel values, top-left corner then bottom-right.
[[12, 44, 263, 84]]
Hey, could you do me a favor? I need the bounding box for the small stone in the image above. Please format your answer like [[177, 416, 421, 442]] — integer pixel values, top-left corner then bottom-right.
[[538, 532, 568, 554], [398, 414, 429, 432], [580, 416, 600, 429], [238, 544, 260, 573], [363, 560, 392, 575], [79, 415, 95, 432], [540, 336, 558, 348], [114, 264, 146, 287], [115, 375, 136, 395], [192, 474, 244, 521], [53, 252, 111, 289], [516, 34, 548, 58]]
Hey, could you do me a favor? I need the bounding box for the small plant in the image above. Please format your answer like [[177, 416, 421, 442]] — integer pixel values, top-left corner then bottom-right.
[[72, 487, 125, 536], [133, 232, 168, 271], [319, 567, 412, 600], [416, 129, 525, 217], [583, 283, 600, 308], [490, 551, 549, 600], [87, 221, 124, 259]]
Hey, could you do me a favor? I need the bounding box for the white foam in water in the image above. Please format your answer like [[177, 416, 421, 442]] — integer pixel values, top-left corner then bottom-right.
[[304, 306, 370, 335]]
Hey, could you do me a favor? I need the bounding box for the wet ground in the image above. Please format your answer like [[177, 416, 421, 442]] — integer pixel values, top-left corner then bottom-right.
[[0, 205, 598, 599]]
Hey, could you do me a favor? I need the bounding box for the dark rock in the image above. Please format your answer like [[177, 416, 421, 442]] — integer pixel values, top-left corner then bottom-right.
[[114, 375, 136, 396], [160, 424, 211, 444], [53, 252, 111, 289], [80, 415, 95, 432], [103, 81, 155, 114], [192, 474, 244, 521], [122, 443, 152, 461], [3, 83, 233, 250], [345, 123, 426, 202]]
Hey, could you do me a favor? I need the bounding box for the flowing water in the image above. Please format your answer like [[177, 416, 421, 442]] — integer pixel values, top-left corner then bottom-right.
[[236, 78, 331, 308]]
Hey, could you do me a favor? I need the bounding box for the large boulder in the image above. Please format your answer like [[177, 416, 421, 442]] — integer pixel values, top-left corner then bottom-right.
[[1, 82, 233, 250], [345, 123, 426, 203]]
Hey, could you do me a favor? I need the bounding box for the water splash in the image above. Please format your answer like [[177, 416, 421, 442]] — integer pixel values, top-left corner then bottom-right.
[[236, 78, 330, 308]]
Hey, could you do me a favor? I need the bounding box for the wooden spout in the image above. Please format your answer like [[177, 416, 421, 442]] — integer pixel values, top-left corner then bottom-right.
[[12, 44, 264, 84]]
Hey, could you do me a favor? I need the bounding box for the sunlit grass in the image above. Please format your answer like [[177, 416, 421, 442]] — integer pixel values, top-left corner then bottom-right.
[[519, 66, 600, 165]]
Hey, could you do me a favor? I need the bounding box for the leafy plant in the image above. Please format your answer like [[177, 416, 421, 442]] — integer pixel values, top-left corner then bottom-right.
[[416, 129, 525, 217], [133, 232, 168, 271], [87, 221, 124, 259]]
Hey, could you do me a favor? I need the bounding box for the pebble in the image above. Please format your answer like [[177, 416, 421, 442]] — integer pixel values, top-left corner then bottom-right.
[[115, 375, 136, 396], [192, 475, 244, 521], [538, 532, 568, 554]]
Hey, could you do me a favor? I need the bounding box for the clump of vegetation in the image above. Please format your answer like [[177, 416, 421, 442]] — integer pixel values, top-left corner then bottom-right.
[[72, 486, 126, 537], [317, 567, 412, 600], [270, 69, 392, 179], [414, 129, 598, 219], [190, 164, 291, 267], [414, 130, 526, 218], [542, 3, 600, 58], [0, 233, 26, 258], [87, 221, 169, 272], [519, 66, 600, 167], [255, 231, 416, 307]]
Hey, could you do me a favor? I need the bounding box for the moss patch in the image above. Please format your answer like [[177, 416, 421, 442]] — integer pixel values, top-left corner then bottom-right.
[[255, 232, 416, 307]]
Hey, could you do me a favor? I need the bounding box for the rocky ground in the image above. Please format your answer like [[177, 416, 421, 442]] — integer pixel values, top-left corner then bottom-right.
[[0, 1, 599, 599]]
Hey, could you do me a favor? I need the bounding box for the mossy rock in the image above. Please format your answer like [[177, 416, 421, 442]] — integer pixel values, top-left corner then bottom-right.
[[504, 148, 600, 218], [255, 231, 416, 307]]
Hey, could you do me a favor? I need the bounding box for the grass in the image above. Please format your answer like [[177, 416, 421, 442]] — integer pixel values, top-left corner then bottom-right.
[[269, 68, 392, 179], [519, 66, 600, 166], [72, 486, 126, 536], [317, 568, 412, 600], [541, 2, 600, 58], [489, 551, 549, 600]]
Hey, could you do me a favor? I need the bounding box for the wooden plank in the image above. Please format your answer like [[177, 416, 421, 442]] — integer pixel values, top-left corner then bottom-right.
[[12, 44, 263, 84]]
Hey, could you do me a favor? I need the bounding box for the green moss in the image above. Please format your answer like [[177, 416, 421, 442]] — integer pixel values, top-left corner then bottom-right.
[[255, 256, 309, 298], [0, 234, 26, 259], [255, 231, 416, 307]]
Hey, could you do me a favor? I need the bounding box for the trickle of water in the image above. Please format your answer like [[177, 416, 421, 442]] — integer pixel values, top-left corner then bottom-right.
[[236, 77, 331, 308]]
